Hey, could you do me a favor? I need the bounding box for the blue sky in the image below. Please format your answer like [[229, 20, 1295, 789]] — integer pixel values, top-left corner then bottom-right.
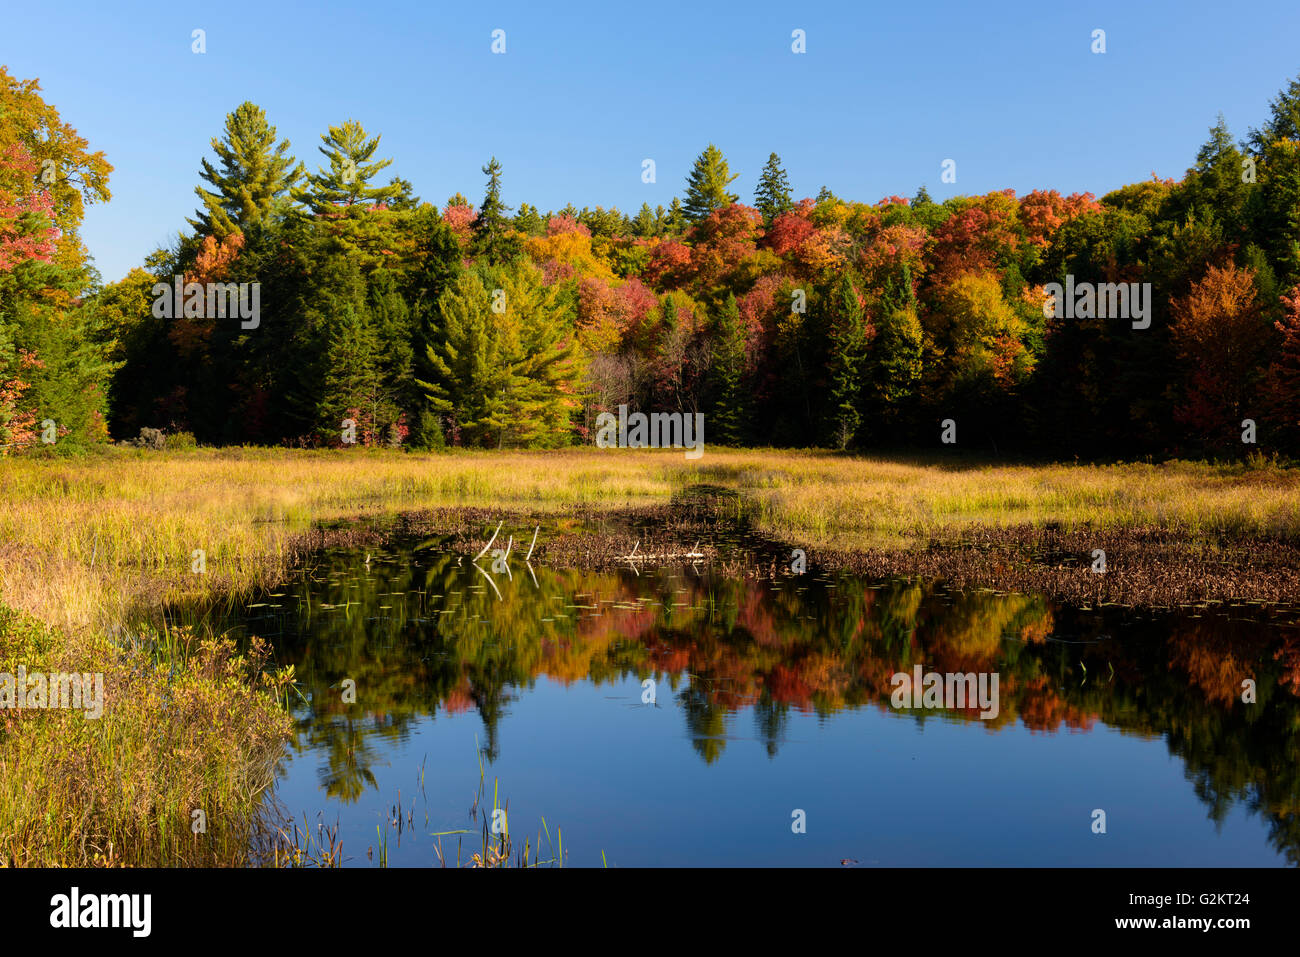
[[5, 0, 1300, 282]]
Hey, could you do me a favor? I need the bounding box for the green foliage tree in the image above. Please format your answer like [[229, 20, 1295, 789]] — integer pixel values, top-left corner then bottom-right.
[[665, 197, 687, 234], [824, 274, 869, 449], [513, 203, 545, 236], [631, 203, 657, 237], [294, 119, 399, 213], [708, 292, 747, 445], [189, 102, 302, 238], [318, 299, 387, 444], [418, 263, 578, 447], [754, 152, 793, 222], [683, 145, 739, 223], [1249, 70, 1300, 152], [385, 176, 420, 210], [471, 156, 521, 265]]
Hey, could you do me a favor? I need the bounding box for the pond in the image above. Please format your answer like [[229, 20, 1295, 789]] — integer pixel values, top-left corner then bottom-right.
[[208, 525, 1300, 867]]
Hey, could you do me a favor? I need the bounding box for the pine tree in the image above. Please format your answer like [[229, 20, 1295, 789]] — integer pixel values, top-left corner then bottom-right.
[[472, 156, 520, 265], [866, 300, 923, 433], [709, 293, 747, 445], [294, 119, 399, 214], [754, 152, 793, 222], [1249, 70, 1300, 152], [683, 145, 739, 223], [318, 300, 387, 445], [368, 268, 416, 431], [189, 102, 302, 238]]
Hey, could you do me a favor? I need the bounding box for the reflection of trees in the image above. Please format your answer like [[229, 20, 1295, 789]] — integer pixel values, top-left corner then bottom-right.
[[215, 536, 1300, 862], [754, 698, 789, 758]]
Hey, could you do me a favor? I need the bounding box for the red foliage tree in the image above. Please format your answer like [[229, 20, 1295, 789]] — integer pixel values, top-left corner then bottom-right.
[[1018, 189, 1101, 248], [1263, 284, 1300, 449], [642, 239, 693, 290], [688, 203, 763, 288], [927, 190, 1023, 288]]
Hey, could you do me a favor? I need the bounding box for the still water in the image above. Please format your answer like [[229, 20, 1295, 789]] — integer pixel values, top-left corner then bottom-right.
[[216, 530, 1300, 867]]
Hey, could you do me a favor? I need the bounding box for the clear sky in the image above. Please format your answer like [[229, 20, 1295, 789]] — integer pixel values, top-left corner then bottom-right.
[[5, 0, 1300, 282]]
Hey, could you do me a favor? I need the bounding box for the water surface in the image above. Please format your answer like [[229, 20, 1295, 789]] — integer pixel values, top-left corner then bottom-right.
[[214, 530, 1300, 866]]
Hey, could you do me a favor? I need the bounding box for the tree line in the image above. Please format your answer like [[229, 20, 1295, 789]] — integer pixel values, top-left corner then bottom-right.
[[5, 65, 1300, 457]]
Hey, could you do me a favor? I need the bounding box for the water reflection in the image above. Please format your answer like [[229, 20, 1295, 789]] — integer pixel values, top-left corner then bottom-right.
[[217, 536, 1300, 864]]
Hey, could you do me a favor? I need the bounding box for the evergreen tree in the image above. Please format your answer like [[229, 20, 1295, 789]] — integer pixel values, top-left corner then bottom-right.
[[472, 156, 520, 265], [318, 302, 386, 443], [709, 292, 747, 444], [865, 301, 923, 435], [385, 176, 420, 210], [294, 119, 399, 214], [754, 152, 794, 222], [189, 102, 303, 238], [418, 263, 577, 447], [5, 299, 117, 452], [513, 203, 545, 236], [1249, 70, 1300, 152], [665, 197, 687, 234], [824, 274, 869, 449], [580, 206, 625, 237], [631, 202, 657, 237], [683, 145, 739, 223], [1179, 115, 1250, 237], [368, 268, 416, 440]]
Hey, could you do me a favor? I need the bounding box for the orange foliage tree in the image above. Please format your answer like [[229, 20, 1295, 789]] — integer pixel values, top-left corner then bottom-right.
[[1169, 263, 1271, 448]]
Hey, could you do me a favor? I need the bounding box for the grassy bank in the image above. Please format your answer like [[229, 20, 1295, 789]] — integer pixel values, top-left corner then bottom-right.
[[0, 605, 292, 866], [2, 445, 1297, 864]]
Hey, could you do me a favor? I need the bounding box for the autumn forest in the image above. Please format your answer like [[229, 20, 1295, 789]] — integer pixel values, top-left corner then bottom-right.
[[5, 66, 1300, 459]]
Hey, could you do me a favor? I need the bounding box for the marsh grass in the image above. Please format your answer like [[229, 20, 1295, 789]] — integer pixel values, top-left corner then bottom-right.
[[4, 446, 1297, 637], [0, 606, 293, 866]]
